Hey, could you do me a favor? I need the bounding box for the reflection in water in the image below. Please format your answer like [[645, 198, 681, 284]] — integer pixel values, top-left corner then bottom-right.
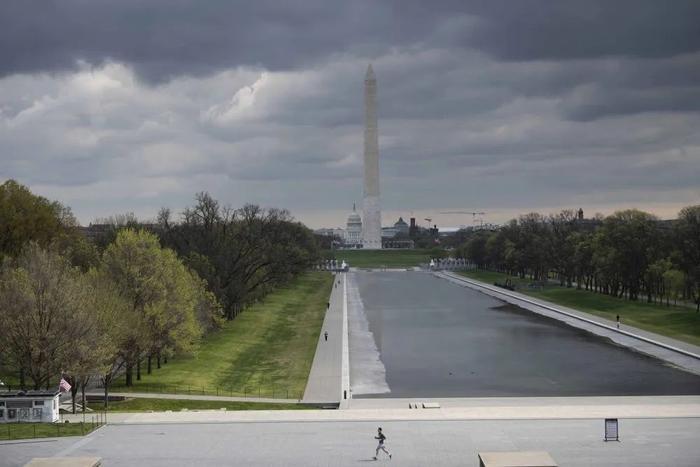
[[349, 271, 700, 398], [347, 272, 390, 395]]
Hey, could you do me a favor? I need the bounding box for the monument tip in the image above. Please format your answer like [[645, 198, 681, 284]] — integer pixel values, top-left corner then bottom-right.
[[365, 64, 375, 80]]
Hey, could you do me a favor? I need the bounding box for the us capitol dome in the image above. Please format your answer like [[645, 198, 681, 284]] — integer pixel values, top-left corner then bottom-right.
[[345, 203, 363, 248]]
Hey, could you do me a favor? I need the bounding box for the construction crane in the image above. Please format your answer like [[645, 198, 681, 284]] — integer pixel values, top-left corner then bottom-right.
[[440, 211, 487, 228], [424, 217, 432, 228]]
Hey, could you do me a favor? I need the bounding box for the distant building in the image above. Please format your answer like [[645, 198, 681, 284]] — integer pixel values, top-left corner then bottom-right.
[[394, 217, 409, 236], [345, 204, 363, 248], [383, 238, 415, 249], [437, 226, 463, 237], [77, 223, 112, 241], [315, 227, 345, 238], [381, 227, 398, 238]]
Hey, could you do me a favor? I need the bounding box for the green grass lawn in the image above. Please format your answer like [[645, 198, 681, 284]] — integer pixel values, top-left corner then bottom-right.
[[324, 249, 432, 268], [102, 397, 309, 412], [460, 270, 700, 346], [112, 272, 333, 399], [0, 422, 100, 441]]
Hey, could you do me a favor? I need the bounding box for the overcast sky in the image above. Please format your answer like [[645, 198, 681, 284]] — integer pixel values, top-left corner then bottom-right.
[[1, 0, 699, 228]]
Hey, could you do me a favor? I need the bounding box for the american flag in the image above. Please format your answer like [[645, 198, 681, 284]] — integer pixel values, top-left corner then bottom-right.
[[59, 377, 71, 393]]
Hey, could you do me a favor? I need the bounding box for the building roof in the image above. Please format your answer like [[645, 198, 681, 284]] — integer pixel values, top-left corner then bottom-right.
[[394, 217, 408, 226], [0, 390, 60, 398], [347, 204, 362, 226]]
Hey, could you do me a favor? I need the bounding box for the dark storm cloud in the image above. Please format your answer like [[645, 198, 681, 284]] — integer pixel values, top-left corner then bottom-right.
[[461, 0, 700, 61], [3, 1, 699, 83], [0, 0, 444, 82]]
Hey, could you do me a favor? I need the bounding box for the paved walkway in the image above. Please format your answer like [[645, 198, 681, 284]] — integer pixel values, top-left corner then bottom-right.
[[57, 395, 700, 425], [302, 272, 347, 403], [436, 271, 700, 375], [6, 417, 700, 467]]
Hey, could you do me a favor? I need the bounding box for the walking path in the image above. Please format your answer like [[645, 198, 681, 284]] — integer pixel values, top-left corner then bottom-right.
[[58, 395, 700, 425], [302, 272, 348, 403], [436, 271, 700, 375]]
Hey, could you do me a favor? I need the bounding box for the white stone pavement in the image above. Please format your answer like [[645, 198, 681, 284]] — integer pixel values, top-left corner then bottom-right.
[[436, 271, 700, 375], [4, 416, 700, 466], [302, 272, 349, 404]]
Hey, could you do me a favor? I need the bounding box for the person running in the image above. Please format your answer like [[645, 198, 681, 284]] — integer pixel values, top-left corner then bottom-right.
[[324, 331, 328, 341], [373, 427, 392, 460]]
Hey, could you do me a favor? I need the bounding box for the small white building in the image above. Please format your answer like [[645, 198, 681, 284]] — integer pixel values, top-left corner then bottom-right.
[[0, 390, 60, 423]]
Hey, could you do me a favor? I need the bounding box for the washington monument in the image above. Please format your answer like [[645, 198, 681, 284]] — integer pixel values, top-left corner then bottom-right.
[[362, 64, 382, 249]]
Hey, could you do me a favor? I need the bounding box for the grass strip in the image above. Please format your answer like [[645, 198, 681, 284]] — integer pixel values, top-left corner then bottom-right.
[[103, 397, 309, 412], [323, 249, 433, 268], [0, 422, 99, 441], [112, 272, 333, 398], [460, 270, 700, 346]]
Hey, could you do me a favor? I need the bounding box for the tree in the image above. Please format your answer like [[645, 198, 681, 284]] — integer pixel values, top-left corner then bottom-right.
[[0, 180, 69, 260], [516, 213, 550, 281], [594, 210, 660, 300], [645, 258, 671, 304], [675, 205, 700, 311], [94, 268, 144, 407], [158, 193, 320, 320], [462, 233, 488, 269], [548, 210, 578, 286], [90, 212, 144, 251], [62, 270, 127, 413], [101, 229, 166, 386], [0, 244, 96, 390], [663, 269, 685, 306], [142, 248, 204, 375], [101, 229, 209, 385]]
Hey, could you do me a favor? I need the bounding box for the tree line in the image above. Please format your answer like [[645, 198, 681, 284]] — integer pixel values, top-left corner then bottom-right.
[[0, 180, 320, 409], [456, 206, 700, 310]]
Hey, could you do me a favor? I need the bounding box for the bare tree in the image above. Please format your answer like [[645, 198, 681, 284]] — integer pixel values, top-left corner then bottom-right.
[[0, 244, 96, 390]]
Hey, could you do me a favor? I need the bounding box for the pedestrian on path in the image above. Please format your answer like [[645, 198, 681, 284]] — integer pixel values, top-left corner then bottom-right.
[[324, 331, 328, 341], [373, 427, 391, 460], [616, 315, 620, 330], [327, 301, 330, 310]]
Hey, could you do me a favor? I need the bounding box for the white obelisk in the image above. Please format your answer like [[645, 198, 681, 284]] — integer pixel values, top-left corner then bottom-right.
[[362, 64, 382, 249]]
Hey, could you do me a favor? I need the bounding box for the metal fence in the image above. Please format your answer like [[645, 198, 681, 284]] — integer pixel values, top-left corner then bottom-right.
[[100, 382, 303, 400], [1, 412, 106, 441]]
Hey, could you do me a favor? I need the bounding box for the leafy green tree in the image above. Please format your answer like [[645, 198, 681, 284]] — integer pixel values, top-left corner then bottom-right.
[[63, 270, 128, 413], [675, 205, 700, 311], [594, 210, 660, 300], [663, 269, 685, 306], [101, 229, 210, 385], [0, 180, 68, 260], [102, 229, 167, 386], [645, 258, 671, 304], [570, 231, 594, 290], [462, 233, 489, 269], [548, 210, 578, 286], [517, 213, 550, 281]]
